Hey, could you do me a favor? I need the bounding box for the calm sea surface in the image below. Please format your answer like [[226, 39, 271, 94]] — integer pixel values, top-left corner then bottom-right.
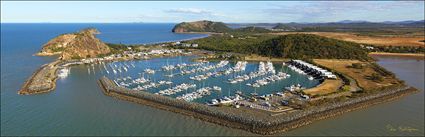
[[1, 23, 423, 136]]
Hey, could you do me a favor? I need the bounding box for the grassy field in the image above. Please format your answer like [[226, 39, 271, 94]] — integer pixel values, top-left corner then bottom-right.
[[313, 59, 401, 91], [271, 32, 425, 47], [304, 79, 343, 96]]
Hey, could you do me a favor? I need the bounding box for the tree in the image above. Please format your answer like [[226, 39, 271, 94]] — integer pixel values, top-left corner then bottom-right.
[[341, 85, 351, 92], [370, 73, 384, 82], [351, 63, 363, 69]]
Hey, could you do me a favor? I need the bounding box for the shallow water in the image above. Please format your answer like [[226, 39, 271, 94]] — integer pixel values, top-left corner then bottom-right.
[[1, 24, 423, 136]]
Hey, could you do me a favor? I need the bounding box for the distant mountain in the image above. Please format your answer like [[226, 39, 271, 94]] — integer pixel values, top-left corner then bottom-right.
[[172, 20, 231, 33], [272, 23, 297, 31], [335, 20, 369, 24], [173, 20, 424, 33], [172, 20, 273, 33], [382, 20, 424, 24], [269, 20, 424, 31], [402, 20, 425, 27]]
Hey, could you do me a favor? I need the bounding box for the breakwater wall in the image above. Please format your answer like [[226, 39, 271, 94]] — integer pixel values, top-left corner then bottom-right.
[[98, 76, 418, 135], [18, 60, 61, 95]]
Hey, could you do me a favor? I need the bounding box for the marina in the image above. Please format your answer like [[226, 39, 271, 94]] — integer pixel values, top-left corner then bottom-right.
[[77, 55, 321, 103]]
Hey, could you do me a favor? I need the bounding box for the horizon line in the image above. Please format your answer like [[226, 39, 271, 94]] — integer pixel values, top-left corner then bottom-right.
[[1, 19, 424, 24]]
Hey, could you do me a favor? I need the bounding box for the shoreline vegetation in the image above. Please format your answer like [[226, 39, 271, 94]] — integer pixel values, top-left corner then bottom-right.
[[18, 21, 423, 134]]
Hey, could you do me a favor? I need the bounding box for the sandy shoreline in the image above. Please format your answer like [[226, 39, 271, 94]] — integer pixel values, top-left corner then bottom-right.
[[369, 52, 424, 59]]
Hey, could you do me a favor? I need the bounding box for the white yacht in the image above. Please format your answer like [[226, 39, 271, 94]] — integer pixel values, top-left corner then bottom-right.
[[58, 68, 70, 78]]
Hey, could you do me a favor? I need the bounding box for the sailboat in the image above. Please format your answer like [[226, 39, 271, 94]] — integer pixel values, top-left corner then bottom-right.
[[92, 64, 96, 74], [130, 62, 136, 68]]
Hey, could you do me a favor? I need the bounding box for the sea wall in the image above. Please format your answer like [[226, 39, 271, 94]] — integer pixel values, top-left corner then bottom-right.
[[259, 85, 416, 134], [98, 77, 265, 126], [98, 76, 418, 135], [18, 60, 61, 95]]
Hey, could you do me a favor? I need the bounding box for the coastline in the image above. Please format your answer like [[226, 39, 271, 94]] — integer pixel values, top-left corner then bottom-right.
[[34, 52, 62, 56], [144, 34, 211, 45], [369, 52, 425, 59], [98, 76, 418, 135], [174, 31, 223, 35]]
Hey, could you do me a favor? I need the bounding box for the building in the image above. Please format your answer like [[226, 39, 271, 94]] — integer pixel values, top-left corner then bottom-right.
[[176, 43, 199, 48]]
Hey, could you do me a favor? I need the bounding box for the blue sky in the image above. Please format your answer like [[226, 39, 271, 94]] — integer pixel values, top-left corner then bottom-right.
[[1, 1, 424, 23]]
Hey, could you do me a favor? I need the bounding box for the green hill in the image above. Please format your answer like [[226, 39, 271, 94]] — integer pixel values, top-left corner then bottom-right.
[[172, 20, 272, 33], [172, 20, 231, 33], [255, 34, 369, 60], [190, 34, 369, 60]]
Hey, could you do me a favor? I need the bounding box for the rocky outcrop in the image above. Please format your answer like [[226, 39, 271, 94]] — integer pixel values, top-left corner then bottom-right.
[[36, 28, 111, 60], [172, 20, 231, 33]]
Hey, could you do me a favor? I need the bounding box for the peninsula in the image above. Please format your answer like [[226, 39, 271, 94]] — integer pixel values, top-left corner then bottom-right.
[[35, 28, 111, 60], [172, 20, 231, 33]]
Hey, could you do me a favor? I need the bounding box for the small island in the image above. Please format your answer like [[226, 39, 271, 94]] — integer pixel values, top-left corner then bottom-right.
[[19, 20, 421, 135]]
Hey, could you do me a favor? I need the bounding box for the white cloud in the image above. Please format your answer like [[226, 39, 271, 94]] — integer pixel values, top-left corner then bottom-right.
[[165, 8, 212, 15], [263, 1, 424, 22]]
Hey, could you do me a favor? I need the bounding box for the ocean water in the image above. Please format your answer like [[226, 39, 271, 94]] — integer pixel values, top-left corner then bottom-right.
[[1, 23, 423, 136]]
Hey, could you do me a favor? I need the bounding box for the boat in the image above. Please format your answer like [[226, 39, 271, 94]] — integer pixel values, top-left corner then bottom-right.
[[158, 83, 197, 96], [213, 86, 222, 91], [206, 94, 243, 105], [285, 84, 305, 91], [176, 87, 212, 101], [58, 68, 70, 78], [206, 99, 219, 106], [247, 72, 289, 87], [144, 69, 155, 74]]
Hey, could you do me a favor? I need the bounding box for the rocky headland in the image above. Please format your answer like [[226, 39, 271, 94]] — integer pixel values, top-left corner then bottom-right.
[[20, 28, 112, 95], [172, 20, 231, 33], [36, 28, 111, 60]]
